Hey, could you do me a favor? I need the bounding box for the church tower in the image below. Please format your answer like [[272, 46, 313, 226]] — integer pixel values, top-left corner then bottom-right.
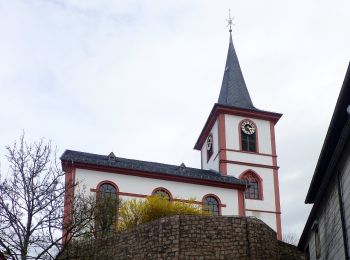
[[194, 31, 282, 239]]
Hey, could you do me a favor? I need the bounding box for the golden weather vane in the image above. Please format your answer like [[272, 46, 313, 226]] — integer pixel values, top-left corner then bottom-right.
[[226, 9, 234, 32]]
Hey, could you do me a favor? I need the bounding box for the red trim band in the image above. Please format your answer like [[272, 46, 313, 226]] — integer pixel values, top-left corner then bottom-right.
[[246, 208, 281, 214], [218, 114, 227, 175], [220, 159, 278, 170], [270, 121, 282, 240], [62, 167, 75, 244], [224, 149, 276, 158], [119, 192, 147, 198], [238, 190, 245, 216], [90, 187, 227, 208]]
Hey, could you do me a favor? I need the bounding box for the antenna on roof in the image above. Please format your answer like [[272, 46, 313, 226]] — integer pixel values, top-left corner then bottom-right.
[[226, 9, 234, 33]]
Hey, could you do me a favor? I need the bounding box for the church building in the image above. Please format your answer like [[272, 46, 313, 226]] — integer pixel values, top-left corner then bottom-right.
[[61, 30, 283, 239]]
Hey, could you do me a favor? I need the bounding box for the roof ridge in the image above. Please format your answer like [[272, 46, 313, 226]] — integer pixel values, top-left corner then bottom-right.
[[61, 149, 221, 173]]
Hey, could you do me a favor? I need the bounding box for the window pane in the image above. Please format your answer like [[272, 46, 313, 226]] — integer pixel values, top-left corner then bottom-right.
[[244, 178, 259, 199], [154, 190, 170, 200], [242, 134, 248, 151], [242, 132, 256, 152], [250, 180, 258, 199], [248, 136, 256, 152], [203, 196, 219, 216], [99, 184, 117, 198]]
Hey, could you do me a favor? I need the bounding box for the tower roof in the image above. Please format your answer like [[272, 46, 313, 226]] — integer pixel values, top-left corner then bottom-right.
[[218, 33, 256, 110]]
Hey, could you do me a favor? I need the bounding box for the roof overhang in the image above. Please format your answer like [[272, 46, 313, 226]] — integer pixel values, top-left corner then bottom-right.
[[194, 103, 282, 150]]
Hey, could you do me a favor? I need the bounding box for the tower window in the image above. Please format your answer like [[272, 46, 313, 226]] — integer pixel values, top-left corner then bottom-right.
[[240, 120, 257, 152], [240, 171, 263, 200], [206, 134, 214, 161], [202, 195, 220, 216]]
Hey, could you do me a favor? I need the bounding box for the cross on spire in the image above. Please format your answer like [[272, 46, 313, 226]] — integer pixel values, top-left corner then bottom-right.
[[226, 9, 234, 33]]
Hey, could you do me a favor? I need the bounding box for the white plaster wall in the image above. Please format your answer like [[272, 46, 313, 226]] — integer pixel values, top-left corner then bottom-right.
[[246, 210, 277, 231], [226, 151, 273, 166], [226, 162, 278, 233], [212, 114, 279, 235], [201, 120, 219, 171], [224, 114, 272, 154], [227, 163, 276, 211], [75, 168, 239, 215]]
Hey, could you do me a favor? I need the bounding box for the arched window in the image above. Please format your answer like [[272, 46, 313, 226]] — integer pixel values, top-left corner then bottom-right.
[[240, 171, 263, 200], [240, 120, 257, 152], [202, 195, 220, 216], [96, 182, 118, 236], [152, 187, 172, 200], [99, 183, 117, 198]]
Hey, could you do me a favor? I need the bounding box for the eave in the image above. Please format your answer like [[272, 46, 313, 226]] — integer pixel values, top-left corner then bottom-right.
[[194, 103, 282, 150]]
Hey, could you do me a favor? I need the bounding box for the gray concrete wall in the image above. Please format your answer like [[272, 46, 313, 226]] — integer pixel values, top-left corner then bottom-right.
[[340, 140, 350, 252], [304, 139, 350, 259]]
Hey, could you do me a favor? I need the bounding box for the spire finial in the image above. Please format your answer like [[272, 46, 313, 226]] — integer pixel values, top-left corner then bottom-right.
[[226, 9, 234, 33]]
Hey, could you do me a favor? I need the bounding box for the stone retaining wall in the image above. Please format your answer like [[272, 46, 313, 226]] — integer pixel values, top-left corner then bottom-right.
[[63, 215, 305, 259]]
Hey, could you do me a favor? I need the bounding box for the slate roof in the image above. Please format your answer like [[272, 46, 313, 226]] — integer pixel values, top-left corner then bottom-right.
[[60, 150, 246, 186], [218, 33, 257, 111]]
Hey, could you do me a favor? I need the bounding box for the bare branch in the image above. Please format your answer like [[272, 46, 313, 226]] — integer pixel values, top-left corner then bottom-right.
[[0, 134, 97, 259]]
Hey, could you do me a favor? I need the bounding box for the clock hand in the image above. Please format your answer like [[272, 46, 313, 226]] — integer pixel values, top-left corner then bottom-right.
[[247, 126, 255, 133]]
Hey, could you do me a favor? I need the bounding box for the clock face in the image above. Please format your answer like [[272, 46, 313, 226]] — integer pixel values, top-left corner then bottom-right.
[[241, 121, 256, 135], [206, 135, 213, 151]]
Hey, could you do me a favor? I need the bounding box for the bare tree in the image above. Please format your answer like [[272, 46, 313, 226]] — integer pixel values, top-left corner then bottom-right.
[[0, 135, 94, 260], [282, 232, 300, 246]]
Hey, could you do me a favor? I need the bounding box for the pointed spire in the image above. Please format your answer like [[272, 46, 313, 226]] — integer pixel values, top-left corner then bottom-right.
[[217, 31, 256, 110]]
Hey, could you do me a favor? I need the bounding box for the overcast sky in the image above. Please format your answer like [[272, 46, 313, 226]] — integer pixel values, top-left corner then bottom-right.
[[1, 0, 350, 237]]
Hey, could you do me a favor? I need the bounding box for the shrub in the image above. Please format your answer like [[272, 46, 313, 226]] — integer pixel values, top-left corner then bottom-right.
[[118, 195, 202, 230]]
